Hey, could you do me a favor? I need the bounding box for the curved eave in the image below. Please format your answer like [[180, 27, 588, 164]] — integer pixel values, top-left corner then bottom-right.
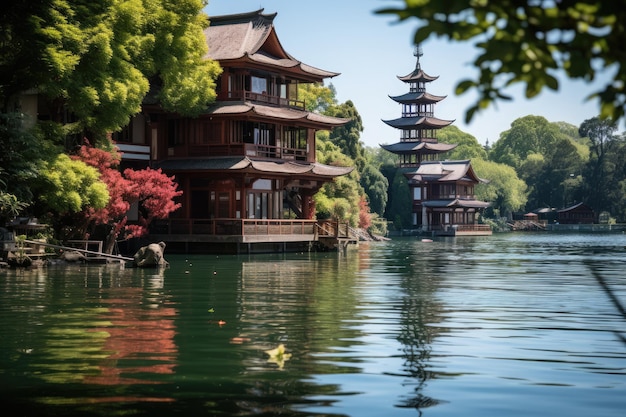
[[412, 160, 483, 183], [380, 142, 457, 154], [389, 92, 446, 104], [467, 166, 488, 183], [382, 116, 454, 129], [422, 199, 490, 209], [397, 69, 439, 82], [240, 53, 339, 80], [155, 156, 353, 178], [205, 102, 349, 128]]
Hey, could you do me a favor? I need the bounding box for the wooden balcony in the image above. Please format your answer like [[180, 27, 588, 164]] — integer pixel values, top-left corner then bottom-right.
[[218, 90, 305, 110], [185, 143, 307, 160]]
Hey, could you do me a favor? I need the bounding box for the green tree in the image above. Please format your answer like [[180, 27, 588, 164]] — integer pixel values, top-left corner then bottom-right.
[[384, 168, 412, 230], [361, 147, 392, 217], [579, 117, 620, 214], [303, 84, 389, 227], [580, 117, 618, 164], [605, 137, 626, 221], [359, 163, 388, 217], [299, 82, 338, 113], [437, 126, 488, 160], [490, 115, 561, 170], [517, 133, 587, 210], [327, 100, 365, 168], [377, 1, 626, 125], [471, 158, 528, 218], [36, 153, 109, 216], [0, 0, 220, 234], [0, 182, 28, 225], [1, 0, 221, 140], [315, 137, 361, 227], [0, 112, 60, 205]]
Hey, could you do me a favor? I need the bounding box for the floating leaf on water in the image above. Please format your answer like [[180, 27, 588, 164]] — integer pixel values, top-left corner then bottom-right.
[[265, 344, 292, 369]]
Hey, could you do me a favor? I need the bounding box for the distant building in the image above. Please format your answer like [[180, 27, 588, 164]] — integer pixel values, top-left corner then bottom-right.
[[557, 203, 595, 224], [381, 46, 491, 236]]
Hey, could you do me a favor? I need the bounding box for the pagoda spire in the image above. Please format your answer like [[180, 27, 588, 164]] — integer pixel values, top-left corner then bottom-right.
[[414, 44, 423, 70]]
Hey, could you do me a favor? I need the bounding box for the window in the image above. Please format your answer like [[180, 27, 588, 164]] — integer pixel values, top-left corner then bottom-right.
[[167, 119, 183, 147], [112, 124, 131, 143], [228, 73, 245, 98], [239, 122, 274, 146], [251, 75, 267, 94], [413, 187, 421, 201], [247, 192, 269, 219], [254, 123, 272, 145], [283, 126, 307, 150]]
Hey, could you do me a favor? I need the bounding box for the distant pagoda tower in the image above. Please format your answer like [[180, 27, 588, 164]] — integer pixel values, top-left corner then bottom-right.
[[381, 46, 492, 236], [380, 45, 456, 166]]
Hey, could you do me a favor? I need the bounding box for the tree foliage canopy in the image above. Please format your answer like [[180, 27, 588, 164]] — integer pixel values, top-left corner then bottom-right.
[[377, 1, 626, 126], [472, 158, 528, 216], [37, 153, 109, 214], [490, 115, 562, 169], [0, 0, 221, 136], [326, 100, 365, 167], [437, 125, 488, 160]]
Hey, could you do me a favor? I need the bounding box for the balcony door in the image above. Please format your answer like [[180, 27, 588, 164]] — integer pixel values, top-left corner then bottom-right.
[[190, 179, 233, 219]]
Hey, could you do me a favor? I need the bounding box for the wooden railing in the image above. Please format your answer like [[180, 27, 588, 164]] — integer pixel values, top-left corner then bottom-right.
[[316, 221, 351, 238], [186, 143, 307, 160], [217, 90, 306, 110], [151, 218, 328, 237], [454, 224, 492, 232], [150, 219, 354, 241]]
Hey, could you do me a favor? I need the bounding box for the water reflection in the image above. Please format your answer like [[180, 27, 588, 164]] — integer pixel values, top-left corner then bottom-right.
[[1, 265, 179, 410], [1, 234, 625, 417]]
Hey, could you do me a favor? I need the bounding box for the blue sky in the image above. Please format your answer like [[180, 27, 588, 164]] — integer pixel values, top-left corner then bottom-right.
[[205, 0, 615, 148]]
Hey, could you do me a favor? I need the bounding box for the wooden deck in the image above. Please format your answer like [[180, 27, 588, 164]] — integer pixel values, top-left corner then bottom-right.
[[146, 218, 358, 254]]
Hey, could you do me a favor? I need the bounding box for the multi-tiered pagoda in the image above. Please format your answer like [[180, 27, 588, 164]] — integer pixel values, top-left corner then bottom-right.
[[381, 46, 491, 236]]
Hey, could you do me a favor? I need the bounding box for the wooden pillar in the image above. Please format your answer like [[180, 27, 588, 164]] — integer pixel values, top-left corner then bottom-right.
[[301, 191, 315, 219]]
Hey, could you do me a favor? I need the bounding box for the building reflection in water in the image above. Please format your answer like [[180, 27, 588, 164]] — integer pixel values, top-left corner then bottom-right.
[[30, 266, 178, 392]]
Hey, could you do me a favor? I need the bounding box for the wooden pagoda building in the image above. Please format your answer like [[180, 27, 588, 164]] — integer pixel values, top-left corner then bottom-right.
[[118, 10, 355, 253], [381, 46, 491, 236]]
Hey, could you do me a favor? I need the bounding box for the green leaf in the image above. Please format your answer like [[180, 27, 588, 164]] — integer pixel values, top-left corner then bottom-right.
[[455, 79, 476, 95]]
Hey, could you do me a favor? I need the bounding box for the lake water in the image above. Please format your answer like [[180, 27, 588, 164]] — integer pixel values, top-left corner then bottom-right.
[[1, 233, 625, 417]]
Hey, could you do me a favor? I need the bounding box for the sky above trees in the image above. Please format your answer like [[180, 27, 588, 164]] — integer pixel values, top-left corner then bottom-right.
[[206, 0, 620, 147]]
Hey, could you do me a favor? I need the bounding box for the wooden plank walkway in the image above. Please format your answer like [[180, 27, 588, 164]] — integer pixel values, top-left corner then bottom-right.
[[22, 240, 134, 262]]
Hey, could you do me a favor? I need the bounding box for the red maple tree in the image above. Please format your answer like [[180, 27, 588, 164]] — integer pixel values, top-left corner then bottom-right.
[[74, 143, 182, 253], [358, 195, 372, 229]]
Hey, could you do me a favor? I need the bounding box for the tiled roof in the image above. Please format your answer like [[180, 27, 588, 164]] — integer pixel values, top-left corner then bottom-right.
[[388, 92, 447, 105], [397, 68, 439, 83], [205, 9, 339, 80], [204, 102, 349, 126], [156, 156, 353, 178], [380, 141, 457, 154], [408, 160, 487, 183], [382, 116, 454, 129]]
